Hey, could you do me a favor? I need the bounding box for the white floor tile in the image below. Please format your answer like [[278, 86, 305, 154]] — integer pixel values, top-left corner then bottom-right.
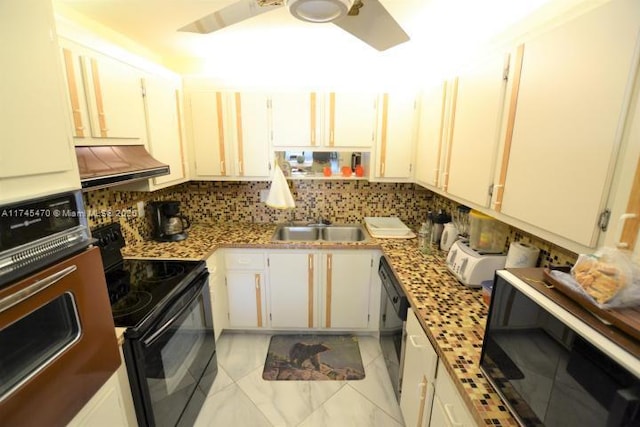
[[216, 333, 272, 380], [357, 335, 383, 367], [193, 383, 272, 427], [237, 364, 345, 427], [197, 332, 405, 427], [298, 385, 404, 427], [349, 354, 404, 423]]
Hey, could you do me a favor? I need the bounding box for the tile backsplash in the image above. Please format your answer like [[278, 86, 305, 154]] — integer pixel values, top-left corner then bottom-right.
[[83, 180, 577, 267]]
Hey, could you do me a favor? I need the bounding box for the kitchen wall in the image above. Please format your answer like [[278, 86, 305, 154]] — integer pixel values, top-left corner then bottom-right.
[[83, 180, 577, 267]]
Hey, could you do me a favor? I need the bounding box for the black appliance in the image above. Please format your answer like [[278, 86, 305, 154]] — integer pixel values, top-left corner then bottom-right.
[[480, 270, 640, 427], [149, 201, 190, 242], [93, 223, 217, 427], [378, 256, 409, 400]]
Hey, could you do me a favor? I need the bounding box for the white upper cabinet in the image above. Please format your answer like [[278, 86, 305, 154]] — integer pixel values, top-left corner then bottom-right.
[[141, 74, 187, 188], [328, 92, 378, 148], [0, 0, 79, 204], [496, 0, 640, 247], [444, 53, 508, 207], [187, 91, 271, 179], [415, 82, 449, 188], [232, 92, 272, 178], [60, 39, 146, 141], [270, 92, 318, 147], [374, 92, 417, 180], [188, 91, 232, 178], [269, 91, 377, 149]]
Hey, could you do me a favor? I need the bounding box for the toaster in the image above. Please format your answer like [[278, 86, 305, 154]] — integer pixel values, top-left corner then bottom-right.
[[446, 240, 507, 288]]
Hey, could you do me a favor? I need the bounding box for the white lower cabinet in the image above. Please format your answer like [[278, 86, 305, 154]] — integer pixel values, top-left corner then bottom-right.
[[400, 308, 438, 427], [268, 251, 316, 328], [206, 251, 228, 339], [224, 251, 267, 329], [67, 346, 136, 427], [430, 363, 476, 427], [267, 249, 378, 330], [401, 308, 478, 427]]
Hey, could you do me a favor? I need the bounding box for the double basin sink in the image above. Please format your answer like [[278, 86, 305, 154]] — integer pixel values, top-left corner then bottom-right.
[[272, 224, 370, 243]]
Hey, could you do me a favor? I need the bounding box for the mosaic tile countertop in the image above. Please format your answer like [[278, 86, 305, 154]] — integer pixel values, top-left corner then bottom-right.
[[122, 223, 517, 426]]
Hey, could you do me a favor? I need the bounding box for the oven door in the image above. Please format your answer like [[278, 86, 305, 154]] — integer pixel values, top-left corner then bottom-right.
[[124, 271, 217, 427], [0, 247, 120, 426]]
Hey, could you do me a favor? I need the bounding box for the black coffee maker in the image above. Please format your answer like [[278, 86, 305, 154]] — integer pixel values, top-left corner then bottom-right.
[[149, 201, 190, 242]]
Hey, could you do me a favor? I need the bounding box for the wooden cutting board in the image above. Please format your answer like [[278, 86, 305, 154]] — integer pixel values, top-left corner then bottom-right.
[[542, 269, 640, 342]]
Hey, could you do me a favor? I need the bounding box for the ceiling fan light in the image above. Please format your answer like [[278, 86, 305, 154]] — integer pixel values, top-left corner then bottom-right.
[[287, 0, 354, 23]]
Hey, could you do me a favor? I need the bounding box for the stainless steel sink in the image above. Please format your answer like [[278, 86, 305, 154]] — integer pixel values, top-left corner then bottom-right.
[[321, 226, 368, 242], [272, 224, 370, 242], [273, 225, 320, 241]]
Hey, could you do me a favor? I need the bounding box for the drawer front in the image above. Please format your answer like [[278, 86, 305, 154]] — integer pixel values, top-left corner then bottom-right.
[[225, 252, 265, 270]]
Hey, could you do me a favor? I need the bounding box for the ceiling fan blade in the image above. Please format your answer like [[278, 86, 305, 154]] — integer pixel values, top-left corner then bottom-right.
[[178, 0, 283, 34], [332, 0, 409, 51]]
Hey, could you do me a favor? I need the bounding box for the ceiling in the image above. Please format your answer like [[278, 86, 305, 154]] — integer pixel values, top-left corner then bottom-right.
[[53, 0, 602, 88]]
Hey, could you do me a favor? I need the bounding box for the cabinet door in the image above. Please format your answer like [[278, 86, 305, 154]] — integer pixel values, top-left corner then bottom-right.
[[206, 253, 228, 340], [323, 251, 372, 329], [226, 271, 265, 328], [431, 363, 476, 426], [401, 309, 438, 427], [81, 54, 146, 139], [188, 91, 230, 177], [498, 0, 640, 246], [415, 83, 448, 188], [0, 0, 79, 202], [271, 92, 318, 147], [143, 75, 186, 187], [375, 92, 416, 179], [233, 92, 271, 177], [329, 92, 378, 148], [445, 54, 507, 206], [268, 252, 316, 328]]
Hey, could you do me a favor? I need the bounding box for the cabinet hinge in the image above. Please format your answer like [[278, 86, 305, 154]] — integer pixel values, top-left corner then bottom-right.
[[267, 258, 270, 267], [488, 184, 494, 197], [225, 277, 228, 286], [503, 53, 511, 81], [598, 209, 611, 231], [140, 79, 146, 97], [269, 313, 272, 321], [227, 313, 230, 320]]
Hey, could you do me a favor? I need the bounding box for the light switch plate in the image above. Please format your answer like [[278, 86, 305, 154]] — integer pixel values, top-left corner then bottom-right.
[[137, 201, 145, 217], [259, 189, 269, 203]]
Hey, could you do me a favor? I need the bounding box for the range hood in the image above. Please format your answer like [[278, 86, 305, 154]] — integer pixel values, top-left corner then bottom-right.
[[75, 145, 170, 191]]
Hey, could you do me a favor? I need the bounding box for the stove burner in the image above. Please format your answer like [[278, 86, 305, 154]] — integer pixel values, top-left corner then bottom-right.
[[112, 291, 153, 318], [141, 264, 186, 283]]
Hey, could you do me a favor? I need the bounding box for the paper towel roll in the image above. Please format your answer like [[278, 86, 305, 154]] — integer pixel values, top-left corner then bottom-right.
[[505, 242, 540, 268]]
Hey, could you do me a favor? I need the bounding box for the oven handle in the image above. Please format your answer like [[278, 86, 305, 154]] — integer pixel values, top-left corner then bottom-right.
[[0, 265, 77, 314], [143, 274, 208, 347]]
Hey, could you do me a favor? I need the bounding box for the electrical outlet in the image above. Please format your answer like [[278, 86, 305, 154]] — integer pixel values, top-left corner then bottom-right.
[[259, 189, 269, 203], [137, 201, 145, 217]]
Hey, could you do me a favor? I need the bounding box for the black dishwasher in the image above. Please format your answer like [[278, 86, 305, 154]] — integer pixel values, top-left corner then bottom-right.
[[378, 256, 409, 400]]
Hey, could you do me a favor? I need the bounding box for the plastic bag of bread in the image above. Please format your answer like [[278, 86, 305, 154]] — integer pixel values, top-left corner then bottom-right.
[[569, 247, 640, 308]]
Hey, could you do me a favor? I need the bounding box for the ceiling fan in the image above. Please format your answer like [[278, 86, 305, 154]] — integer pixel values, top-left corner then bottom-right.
[[178, 0, 410, 51]]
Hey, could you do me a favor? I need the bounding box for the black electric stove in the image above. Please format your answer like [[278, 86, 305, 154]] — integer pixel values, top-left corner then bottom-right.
[[105, 258, 203, 328], [92, 223, 217, 427], [92, 223, 205, 329]]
